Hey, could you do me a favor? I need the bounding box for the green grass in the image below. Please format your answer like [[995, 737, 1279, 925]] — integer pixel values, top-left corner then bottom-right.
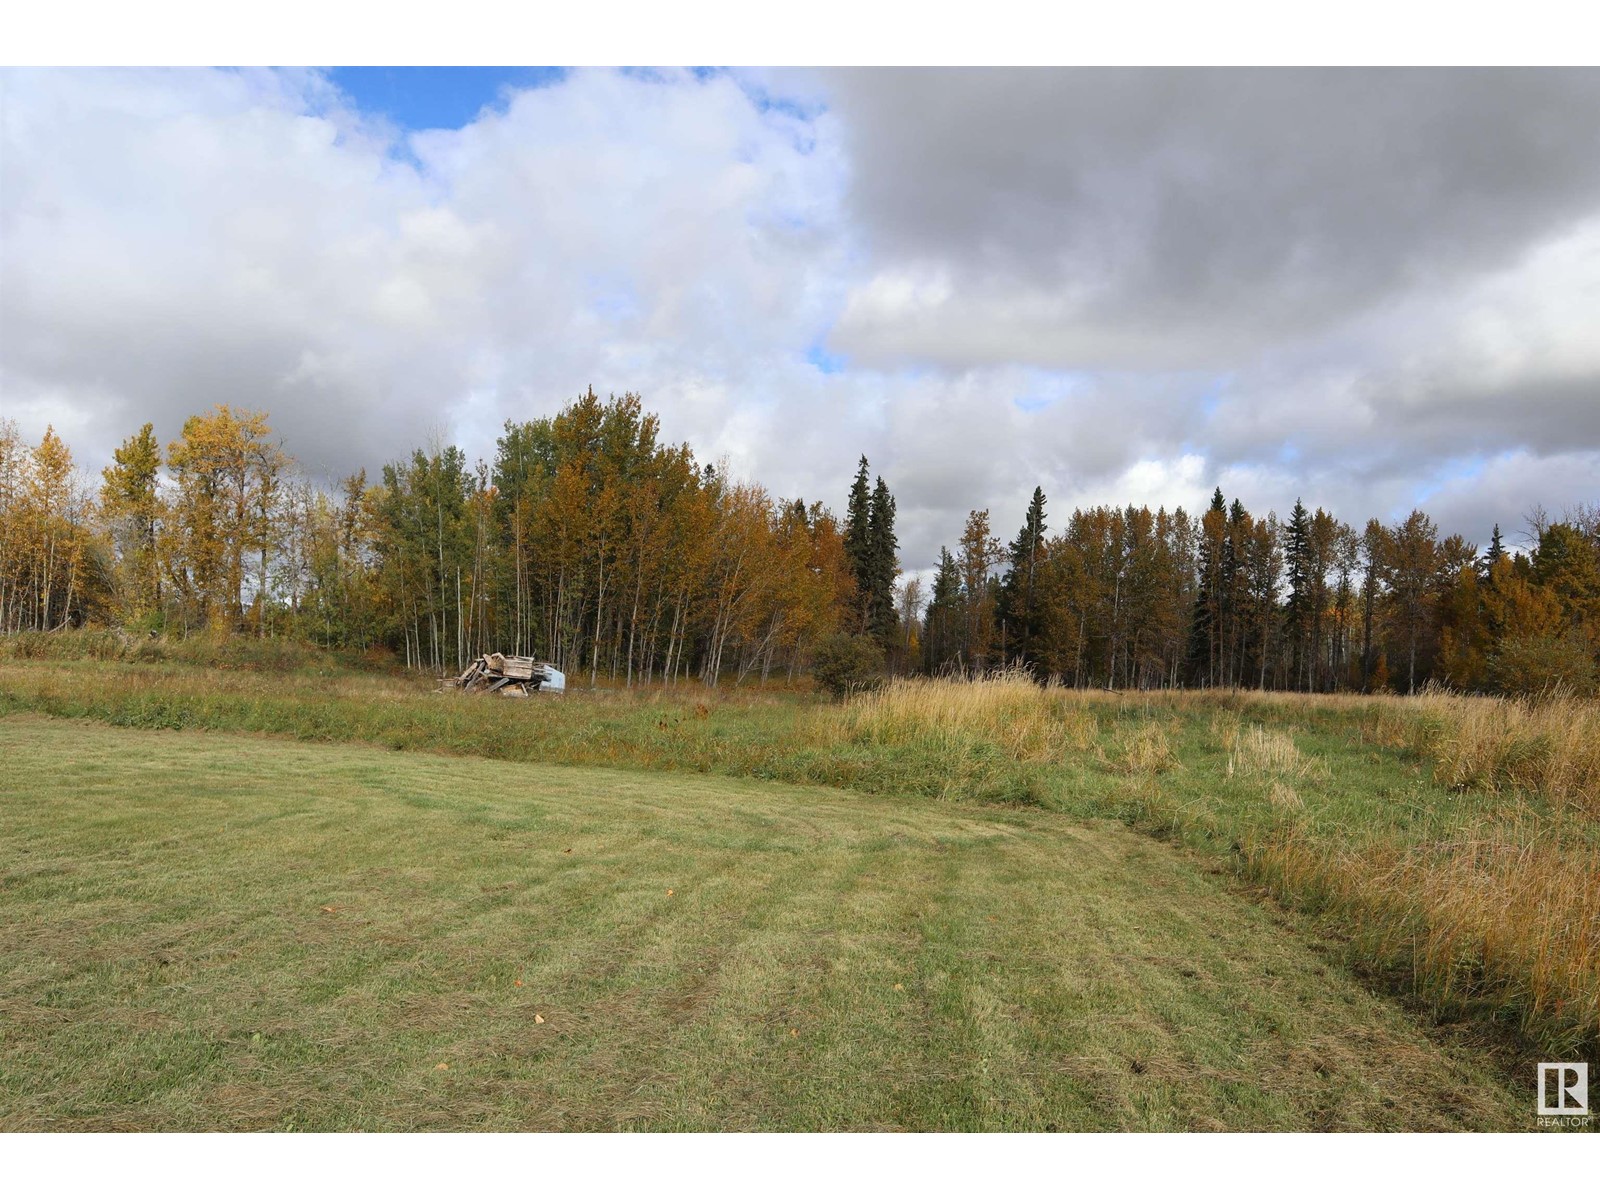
[[2, 654, 1596, 1121], [0, 714, 1534, 1131], [0, 658, 1041, 804]]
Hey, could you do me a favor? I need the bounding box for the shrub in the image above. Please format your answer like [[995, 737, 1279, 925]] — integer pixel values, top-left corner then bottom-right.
[[1487, 631, 1597, 698], [810, 633, 885, 700]]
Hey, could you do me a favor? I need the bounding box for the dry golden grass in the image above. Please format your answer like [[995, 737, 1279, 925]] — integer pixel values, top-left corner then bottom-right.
[[1377, 689, 1600, 819], [1266, 780, 1304, 813], [830, 674, 1599, 1053], [1247, 812, 1600, 1047], [1224, 724, 1326, 781], [1157, 682, 1599, 820], [1105, 722, 1183, 776], [828, 670, 1099, 764]]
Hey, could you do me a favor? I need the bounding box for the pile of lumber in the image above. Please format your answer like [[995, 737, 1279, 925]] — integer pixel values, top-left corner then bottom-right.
[[443, 653, 565, 697]]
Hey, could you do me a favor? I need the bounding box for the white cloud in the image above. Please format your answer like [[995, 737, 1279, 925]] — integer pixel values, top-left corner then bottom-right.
[[1, 66, 852, 478], [2, 67, 1597, 576]]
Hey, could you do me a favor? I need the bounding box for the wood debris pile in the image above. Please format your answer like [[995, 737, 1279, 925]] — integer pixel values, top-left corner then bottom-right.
[[443, 653, 566, 697]]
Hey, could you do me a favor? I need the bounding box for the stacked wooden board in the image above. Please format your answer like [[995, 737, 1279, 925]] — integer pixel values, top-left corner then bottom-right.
[[444, 653, 566, 696]]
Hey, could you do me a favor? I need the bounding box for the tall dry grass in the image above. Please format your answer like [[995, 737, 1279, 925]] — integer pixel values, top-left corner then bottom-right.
[[1105, 721, 1183, 776], [829, 670, 1099, 764], [1170, 682, 1599, 819], [1375, 688, 1600, 819], [1221, 722, 1327, 780], [1134, 682, 1598, 819], [1246, 812, 1599, 1051], [837, 674, 1600, 1051]]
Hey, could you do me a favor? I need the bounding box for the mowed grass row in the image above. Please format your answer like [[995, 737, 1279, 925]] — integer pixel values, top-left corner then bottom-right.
[[2, 656, 1597, 1059], [0, 715, 1530, 1131]]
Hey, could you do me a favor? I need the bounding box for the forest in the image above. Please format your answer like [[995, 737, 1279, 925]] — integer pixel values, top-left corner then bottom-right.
[[2, 390, 1597, 696]]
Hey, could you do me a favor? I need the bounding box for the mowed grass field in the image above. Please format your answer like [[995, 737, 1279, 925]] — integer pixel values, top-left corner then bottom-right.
[[0, 713, 1533, 1131]]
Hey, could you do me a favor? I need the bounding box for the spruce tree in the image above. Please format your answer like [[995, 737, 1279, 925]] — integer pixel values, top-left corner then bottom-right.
[[843, 456, 873, 633], [1483, 524, 1505, 578], [867, 474, 899, 644], [923, 547, 963, 674], [1283, 498, 1312, 689], [997, 486, 1047, 673], [1187, 487, 1227, 685], [1222, 498, 1247, 686]]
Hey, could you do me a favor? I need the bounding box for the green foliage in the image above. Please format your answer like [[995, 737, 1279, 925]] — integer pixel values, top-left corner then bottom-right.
[[1533, 523, 1600, 636], [810, 631, 884, 700], [1487, 630, 1598, 697], [921, 548, 964, 675], [867, 475, 899, 645], [99, 422, 163, 624], [15, 402, 1600, 704], [843, 456, 873, 630], [842, 456, 899, 646], [997, 486, 1047, 672]]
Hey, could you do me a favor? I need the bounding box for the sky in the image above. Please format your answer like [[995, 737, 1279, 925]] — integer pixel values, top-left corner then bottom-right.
[[3, 65, 1599, 572]]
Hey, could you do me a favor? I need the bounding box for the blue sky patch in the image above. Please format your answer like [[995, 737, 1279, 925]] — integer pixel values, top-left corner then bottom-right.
[[806, 342, 847, 374], [1413, 453, 1489, 505], [329, 67, 567, 132]]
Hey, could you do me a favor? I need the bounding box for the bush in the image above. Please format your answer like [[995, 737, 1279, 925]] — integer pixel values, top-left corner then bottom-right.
[[1487, 631, 1597, 698], [810, 633, 885, 701]]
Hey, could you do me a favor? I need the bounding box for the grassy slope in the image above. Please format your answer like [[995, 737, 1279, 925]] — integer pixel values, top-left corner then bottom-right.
[[2, 658, 1595, 1059], [0, 714, 1530, 1132]]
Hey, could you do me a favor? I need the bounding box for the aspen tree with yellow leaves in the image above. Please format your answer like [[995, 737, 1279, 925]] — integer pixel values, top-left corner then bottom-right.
[[165, 406, 288, 633], [0, 421, 102, 633], [100, 423, 164, 628]]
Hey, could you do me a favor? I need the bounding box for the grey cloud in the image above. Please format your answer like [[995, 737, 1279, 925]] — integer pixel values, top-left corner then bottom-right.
[[1419, 451, 1600, 552], [826, 68, 1600, 369]]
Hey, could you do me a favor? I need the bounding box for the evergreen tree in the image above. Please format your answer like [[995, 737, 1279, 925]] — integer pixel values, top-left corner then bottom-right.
[[843, 456, 873, 634], [922, 547, 963, 674], [1222, 498, 1248, 685], [1244, 512, 1283, 689], [1283, 498, 1312, 688], [1186, 487, 1227, 686], [997, 486, 1048, 674], [1483, 524, 1505, 578], [1358, 519, 1387, 691], [867, 474, 899, 646]]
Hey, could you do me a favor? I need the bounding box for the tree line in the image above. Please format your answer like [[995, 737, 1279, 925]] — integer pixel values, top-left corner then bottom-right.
[[920, 488, 1600, 695], [2, 394, 1597, 695], [1, 394, 884, 687]]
